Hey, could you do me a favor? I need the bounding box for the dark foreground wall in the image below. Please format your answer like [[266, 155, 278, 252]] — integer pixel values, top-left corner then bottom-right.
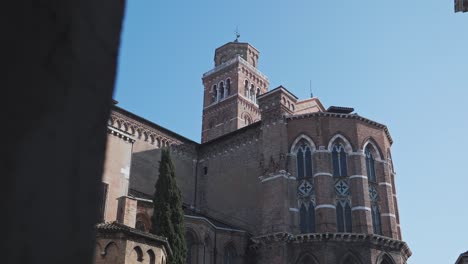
[[5, 1, 125, 263]]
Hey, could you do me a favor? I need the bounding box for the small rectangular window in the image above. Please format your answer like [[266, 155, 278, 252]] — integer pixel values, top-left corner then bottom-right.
[[203, 166, 208, 175]]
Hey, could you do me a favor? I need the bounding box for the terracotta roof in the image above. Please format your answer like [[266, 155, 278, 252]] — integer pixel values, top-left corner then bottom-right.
[[96, 222, 172, 256]]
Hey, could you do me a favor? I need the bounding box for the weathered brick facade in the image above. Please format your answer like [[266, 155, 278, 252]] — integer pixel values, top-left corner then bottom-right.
[[99, 41, 411, 264]]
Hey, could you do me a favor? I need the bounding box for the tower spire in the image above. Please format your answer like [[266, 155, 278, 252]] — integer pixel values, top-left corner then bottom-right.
[[310, 80, 314, 98], [234, 27, 240, 42]]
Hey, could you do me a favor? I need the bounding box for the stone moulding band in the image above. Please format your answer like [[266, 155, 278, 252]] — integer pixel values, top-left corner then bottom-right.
[[250, 232, 412, 259], [313, 172, 333, 178], [315, 204, 336, 210], [351, 206, 371, 211], [184, 215, 246, 233], [381, 213, 396, 218], [379, 182, 392, 187], [259, 171, 294, 183], [349, 175, 368, 180], [289, 208, 299, 212]]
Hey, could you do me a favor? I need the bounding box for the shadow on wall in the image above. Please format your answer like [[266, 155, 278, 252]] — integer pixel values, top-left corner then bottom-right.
[[130, 146, 197, 206]]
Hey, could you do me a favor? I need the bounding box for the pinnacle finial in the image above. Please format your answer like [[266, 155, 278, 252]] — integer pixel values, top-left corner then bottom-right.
[[234, 27, 240, 42]]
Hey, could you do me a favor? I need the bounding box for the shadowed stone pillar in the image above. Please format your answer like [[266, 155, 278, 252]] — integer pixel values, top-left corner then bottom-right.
[[5, 1, 125, 263]]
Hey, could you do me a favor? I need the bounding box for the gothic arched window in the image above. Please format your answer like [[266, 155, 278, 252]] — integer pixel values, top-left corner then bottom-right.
[[255, 88, 260, 104], [300, 203, 308, 233], [299, 202, 316, 233], [365, 145, 376, 182], [332, 143, 348, 177], [244, 80, 249, 98], [212, 85, 217, 103], [223, 244, 236, 264], [250, 84, 255, 100], [372, 205, 382, 235], [336, 200, 352, 233], [296, 140, 312, 179], [219, 81, 225, 99], [226, 78, 231, 96], [186, 232, 197, 264]]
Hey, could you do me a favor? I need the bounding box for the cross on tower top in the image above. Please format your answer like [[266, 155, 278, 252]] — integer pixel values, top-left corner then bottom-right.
[[234, 27, 240, 42]]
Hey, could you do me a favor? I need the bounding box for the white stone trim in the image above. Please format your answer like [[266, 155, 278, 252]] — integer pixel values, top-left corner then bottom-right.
[[259, 172, 294, 183], [349, 175, 368, 180], [327, 134, 353, 153], [314, 149, 331, 153], [349, 151, 365, 156], [313, 172, 333, 178], [362, 141, 382, 160], [381, 213, 396, 218], [289, 208, 299, 213], [351, 206, 371, 212], [108, 125, 136, 140], [379, 182, 392, 187], [290, 134, 317, 153], [315, 204, 336, 210], [184, 215, 246, 232]]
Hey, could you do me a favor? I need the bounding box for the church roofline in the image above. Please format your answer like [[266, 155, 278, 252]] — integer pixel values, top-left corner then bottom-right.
[[202, 55, 269, 81], [215, 41, 260, 54], [257, 85, 299, 100], [96, 221, 173, 256], [112, 105, 199, 145], [287, 112, 393, 144]]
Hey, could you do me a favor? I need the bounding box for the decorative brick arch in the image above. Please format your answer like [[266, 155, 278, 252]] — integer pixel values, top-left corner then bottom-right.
[[340, 251, 363, 264], [376, 252, 396, 264], [362, 137, 383, 160], [327, 133, 354, 153], [295, 252, 319, 264], [290, 134, 317, 154]]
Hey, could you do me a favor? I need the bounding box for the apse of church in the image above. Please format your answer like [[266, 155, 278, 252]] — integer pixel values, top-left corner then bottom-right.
[[99, 40, 411, 264]]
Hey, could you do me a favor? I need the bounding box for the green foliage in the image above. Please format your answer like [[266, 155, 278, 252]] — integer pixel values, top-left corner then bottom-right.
[[151, 149, 186, 264]]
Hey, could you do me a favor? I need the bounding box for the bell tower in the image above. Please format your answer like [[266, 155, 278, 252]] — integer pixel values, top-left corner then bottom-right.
[[201, 40, 269, 143]]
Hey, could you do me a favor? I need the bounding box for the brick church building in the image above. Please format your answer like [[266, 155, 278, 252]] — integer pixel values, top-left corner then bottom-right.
[[94, 40, 412, 264]]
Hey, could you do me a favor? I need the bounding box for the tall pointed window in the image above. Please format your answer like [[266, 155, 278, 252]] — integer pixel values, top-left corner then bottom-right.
[[219, 81, 225, 99], [212, 85, 217, 103], [332, 143, 348, 177], [336, 200, 352, 233], [300, 203, 308, 233], [365, 145, 376, 182], [226, 79, 231, 96], [294, 137, 316, 234], [372, 205, 382, 235], [296, 140, 312, 179], [223, 244, 235, 264], [250, 84, 255, 101], [244, 80, 249, 98]]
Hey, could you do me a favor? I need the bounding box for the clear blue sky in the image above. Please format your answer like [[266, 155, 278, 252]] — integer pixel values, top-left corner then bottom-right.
[[114, 1, 467, 263]]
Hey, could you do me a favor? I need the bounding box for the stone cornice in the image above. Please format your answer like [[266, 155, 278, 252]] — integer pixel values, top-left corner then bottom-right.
[[250, 232, 411, 259], [287, 112, 393, 145], [109, 108, 198, 158], [107, 126, 135, 143], [202, 55, 269, 82]]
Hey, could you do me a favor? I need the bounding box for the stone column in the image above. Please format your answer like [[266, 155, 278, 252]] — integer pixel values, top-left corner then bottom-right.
[[313, 149, 336, 233], [348, 152, 373, 233], [378, 160, 399, 238]]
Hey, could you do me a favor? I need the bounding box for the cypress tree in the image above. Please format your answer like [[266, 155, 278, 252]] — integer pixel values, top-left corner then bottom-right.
[[151, 149, 186, 264]]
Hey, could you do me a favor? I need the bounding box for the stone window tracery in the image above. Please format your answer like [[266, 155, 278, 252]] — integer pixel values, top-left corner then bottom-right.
[[226, 78, 231, 97], [336, 200, 352, 233], [365, 145, 376, 182], [223, 244, 236, 264], [332, 142, 348, 177], [212, 84, 217, 103], [365, 142, 383, 235], [293, 138, 315, 234]]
